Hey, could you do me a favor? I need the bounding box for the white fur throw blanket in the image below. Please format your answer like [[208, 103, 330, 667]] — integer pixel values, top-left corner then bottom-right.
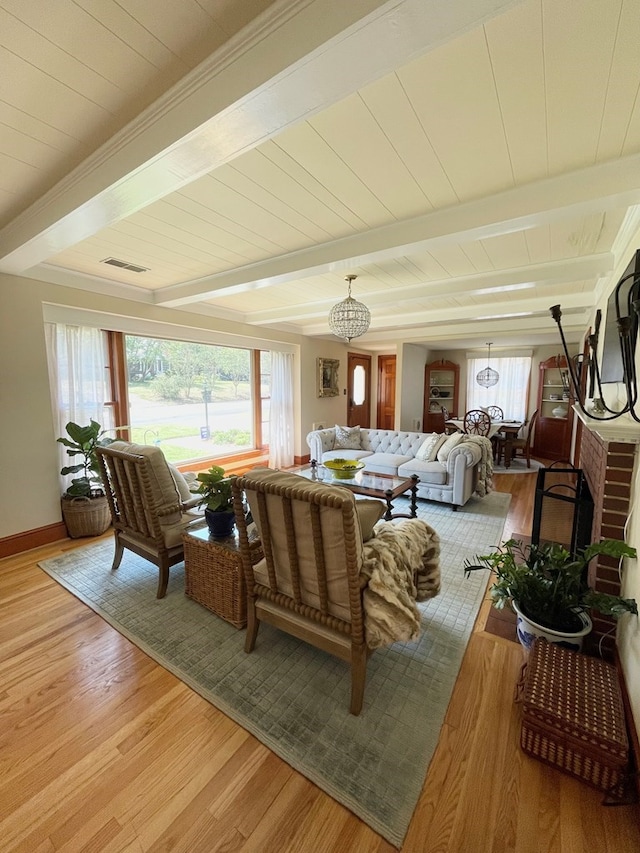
[[459, 435, 494, 497], [359, 519, 440, 649]]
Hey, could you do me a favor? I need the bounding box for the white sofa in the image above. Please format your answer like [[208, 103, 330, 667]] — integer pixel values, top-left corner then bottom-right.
[[306, 427, 488, 510]]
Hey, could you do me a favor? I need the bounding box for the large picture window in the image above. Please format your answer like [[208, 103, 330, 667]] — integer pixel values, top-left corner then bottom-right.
[[123, 335, 268, 464]]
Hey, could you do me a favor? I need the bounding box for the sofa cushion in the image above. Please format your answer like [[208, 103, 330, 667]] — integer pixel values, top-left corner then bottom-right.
[[416, 433, 447, 462], [323, 449, 372, 462], [398, 459, 448, 485], [436, 432, 465, 462], [334, 424, 361, 449], [360, 452, 413, 476]]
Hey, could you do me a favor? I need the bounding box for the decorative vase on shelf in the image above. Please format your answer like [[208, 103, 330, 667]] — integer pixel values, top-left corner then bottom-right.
[[552, 404, 568, 419]]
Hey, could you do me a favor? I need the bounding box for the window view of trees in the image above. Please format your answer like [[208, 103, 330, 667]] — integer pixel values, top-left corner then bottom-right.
[[125, 335, 269, 464]]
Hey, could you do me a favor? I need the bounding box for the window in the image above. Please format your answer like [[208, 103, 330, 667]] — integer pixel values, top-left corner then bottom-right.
[[466, 355, 531, 421], [122, 335, 269, 464]]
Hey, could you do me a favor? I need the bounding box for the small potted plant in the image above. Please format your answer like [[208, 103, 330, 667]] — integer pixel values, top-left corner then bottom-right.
[[57, 419, 114, 538], [196, 464, 236, 538], [464, 538, 637, 652]]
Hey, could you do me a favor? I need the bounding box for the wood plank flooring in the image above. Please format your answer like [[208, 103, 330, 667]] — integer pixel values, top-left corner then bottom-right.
[[1, 472, 639, 852]]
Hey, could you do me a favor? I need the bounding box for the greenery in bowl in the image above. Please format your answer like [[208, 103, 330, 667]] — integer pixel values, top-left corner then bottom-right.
[[464, 537, 637, 633], [195, 465, 235, 512]]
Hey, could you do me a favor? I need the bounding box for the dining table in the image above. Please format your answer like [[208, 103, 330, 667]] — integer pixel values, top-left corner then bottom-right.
[[448, 419, 523, 468]]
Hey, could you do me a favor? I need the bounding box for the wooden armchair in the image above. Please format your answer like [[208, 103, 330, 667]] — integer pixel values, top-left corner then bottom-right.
[[96, 441, 203, 598], [232, 468, 440, 715]]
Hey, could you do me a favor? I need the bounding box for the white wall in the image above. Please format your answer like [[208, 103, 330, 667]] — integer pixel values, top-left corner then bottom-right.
[[399, 343, 429, 431]]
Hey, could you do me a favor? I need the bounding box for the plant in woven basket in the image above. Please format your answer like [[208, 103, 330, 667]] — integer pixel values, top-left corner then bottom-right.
[[464, 538, 637, 635], [57, 419, 115, 498], [57, 420, 119, 538]]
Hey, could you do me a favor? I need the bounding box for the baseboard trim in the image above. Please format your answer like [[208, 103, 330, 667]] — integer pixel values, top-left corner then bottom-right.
[[0, 522, 68, 559]]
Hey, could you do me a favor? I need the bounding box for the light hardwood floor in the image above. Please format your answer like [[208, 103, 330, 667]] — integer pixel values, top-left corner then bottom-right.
[[1, 473, 639, 852]]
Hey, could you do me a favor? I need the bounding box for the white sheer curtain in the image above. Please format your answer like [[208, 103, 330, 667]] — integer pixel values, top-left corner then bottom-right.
[[269, 351, 294, 469], [45, 323, 109, 491], [466, 356, 532, 421]]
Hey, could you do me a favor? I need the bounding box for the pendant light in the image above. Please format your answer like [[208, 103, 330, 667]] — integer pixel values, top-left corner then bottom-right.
[[477, 342, 499, 388], [328, 274, 371, 342]]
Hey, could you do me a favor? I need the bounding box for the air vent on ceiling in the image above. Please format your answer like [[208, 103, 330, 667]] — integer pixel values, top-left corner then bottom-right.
[[101, 257, 149, 273]]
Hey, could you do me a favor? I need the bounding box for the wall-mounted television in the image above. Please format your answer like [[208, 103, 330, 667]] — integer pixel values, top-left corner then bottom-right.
[[599, 249, 640, 384]]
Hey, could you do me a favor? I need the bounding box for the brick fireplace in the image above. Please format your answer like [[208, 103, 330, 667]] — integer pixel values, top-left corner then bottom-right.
[[575, 410, 639, 655]]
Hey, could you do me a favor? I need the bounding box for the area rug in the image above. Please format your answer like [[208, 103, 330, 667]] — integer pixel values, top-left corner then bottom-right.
[[38, 491, 510, 848], [493, 457, 543, 474]]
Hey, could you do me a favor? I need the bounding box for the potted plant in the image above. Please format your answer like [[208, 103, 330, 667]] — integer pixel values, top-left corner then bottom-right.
[[464, 538, 637, 652], [57, 419, 114, 538], [196, 464, 236, 538]]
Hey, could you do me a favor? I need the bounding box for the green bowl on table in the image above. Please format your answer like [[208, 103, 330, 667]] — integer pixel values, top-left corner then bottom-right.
[[323, 459, 365, 479]]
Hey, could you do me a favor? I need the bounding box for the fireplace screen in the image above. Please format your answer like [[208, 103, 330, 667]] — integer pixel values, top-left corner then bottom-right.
[[531, 466, 594, 557]]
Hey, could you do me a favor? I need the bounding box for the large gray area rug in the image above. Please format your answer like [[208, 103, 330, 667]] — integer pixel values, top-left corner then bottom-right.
[[38, 491, 510, 848], [493, 457, 543, 474]]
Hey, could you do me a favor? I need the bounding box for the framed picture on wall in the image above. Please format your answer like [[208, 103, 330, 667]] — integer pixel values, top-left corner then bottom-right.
[[317, 357, 339, 397]]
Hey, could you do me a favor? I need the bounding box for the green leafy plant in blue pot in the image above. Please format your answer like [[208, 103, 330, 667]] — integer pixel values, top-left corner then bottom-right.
[[196, 465, 236, 538]]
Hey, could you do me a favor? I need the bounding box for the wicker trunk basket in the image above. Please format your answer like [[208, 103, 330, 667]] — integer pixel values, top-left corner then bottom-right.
[[520, 639, 629, 800], [61, 495, 112, 539]]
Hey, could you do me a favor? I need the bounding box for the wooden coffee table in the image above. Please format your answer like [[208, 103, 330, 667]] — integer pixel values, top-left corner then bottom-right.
[[296, 461, 419, 520]]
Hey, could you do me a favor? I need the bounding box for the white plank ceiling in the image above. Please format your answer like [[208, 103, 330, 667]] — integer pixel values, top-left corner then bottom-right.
[[1, 0, 640, 351]]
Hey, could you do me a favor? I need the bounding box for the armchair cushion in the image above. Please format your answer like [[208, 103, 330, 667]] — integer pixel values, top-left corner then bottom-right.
[[355, 498, 386, 541]]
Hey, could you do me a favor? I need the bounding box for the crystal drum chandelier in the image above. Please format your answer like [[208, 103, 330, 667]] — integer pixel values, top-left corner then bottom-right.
[[476, 342, 499, 388], [328, 274, 370, 342]]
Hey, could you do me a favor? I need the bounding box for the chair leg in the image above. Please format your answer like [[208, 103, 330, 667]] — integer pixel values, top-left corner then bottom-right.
[[111, 534, 124, 571], [244, 600, 259, 652], [157, 556, 170, 599], [349, 642, 368, 716]]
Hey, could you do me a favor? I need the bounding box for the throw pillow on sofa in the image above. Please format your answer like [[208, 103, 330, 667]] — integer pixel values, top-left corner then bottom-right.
[[436, 432, 465, 462], [335, 424, 361, 449], [416, 433, 448, 462]]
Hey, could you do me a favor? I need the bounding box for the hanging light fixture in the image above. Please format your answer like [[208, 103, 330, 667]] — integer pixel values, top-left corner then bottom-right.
[[328, 274, 370, 342], [476, 342, 499, 388]]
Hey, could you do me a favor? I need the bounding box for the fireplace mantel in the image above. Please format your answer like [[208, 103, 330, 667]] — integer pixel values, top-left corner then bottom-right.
[[574, 405, 640, 445]]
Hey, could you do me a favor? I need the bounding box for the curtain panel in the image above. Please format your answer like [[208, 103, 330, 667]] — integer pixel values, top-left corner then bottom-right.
[[45, 323, 109, 493], [465, 356, 531, 421], [269, 351, 294, 469]]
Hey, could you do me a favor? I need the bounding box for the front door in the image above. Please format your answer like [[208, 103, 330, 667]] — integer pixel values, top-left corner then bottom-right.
[[347, 352, 371, 428], [377, 355, 396, 430]]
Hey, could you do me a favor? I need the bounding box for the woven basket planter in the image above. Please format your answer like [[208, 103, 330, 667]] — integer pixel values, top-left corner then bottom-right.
[[61, 495, 111, 539]]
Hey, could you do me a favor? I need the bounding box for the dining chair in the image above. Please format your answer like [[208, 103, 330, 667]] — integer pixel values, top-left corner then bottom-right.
[[494, 410, 539, 467], [463, 409, 491, 436], [487, 405, 504, 421], [441, 405, 460, 435]]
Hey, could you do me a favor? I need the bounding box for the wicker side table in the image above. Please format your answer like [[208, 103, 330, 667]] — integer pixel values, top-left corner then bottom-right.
[[182, 525, 262, 628]]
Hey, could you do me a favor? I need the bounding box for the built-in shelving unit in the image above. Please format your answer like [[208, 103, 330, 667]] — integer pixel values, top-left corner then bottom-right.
[[422, 359, 459, 433], [533, 355, 574, 460]]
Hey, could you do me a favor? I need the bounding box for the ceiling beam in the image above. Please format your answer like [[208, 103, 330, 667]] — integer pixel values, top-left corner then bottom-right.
[[0, 0, 520, 275], [246, 255, 610, 324], [154, 155, 640, 307]]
